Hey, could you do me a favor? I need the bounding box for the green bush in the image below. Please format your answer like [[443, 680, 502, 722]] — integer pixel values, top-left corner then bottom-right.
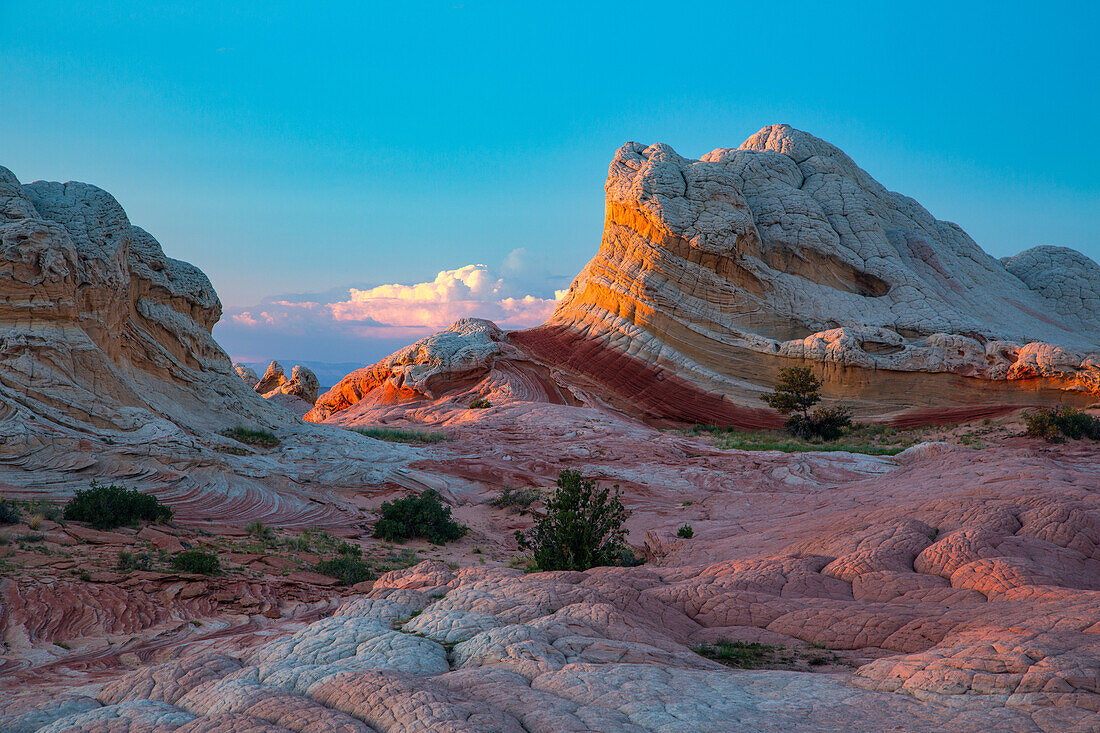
[[514, 470, 631, 572], [222, 427, 280, 448], [677, 524, 694, 539], [63, 483, 173, 530], [247, 521, 275, 543], [315, 544, 373, 585], [373, 490, 468, 545], [170, 550, 220, 575], [0, 499, 19, 525], [314, 555, 374, 585], [468, 398, 491, 409], [784, 405, 853, 440], [1024, 406, 1100, 442]]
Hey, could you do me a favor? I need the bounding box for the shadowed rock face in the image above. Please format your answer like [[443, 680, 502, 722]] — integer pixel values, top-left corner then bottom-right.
[[0, 166, 282, 434], [0, 165, 415, 526], [311, 126, 1099, 427]]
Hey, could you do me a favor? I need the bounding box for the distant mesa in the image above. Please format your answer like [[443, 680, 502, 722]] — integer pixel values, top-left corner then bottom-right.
[[310, 124, 1100, 427]]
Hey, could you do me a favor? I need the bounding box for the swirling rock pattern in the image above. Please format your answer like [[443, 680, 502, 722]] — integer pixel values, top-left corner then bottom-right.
[[7, 426, 1100, 731]]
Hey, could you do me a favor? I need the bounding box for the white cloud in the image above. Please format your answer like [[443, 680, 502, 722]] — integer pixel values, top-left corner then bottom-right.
[[226, 262, 562, 344]]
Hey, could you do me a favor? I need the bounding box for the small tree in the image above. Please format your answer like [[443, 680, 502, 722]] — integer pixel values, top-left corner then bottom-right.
[[761, 367, 852, 440], [761, 367, 821, 421], [515, 470, 630, 572]]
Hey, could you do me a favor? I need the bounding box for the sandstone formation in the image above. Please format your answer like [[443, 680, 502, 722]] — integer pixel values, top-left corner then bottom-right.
[[306, 319, 581, 425], [233, 363, 260, 389], [4, 139, 1100, 732], [0, 164, 418, 527], [311, 125, 1099, 427], [241, 360, 320, 415]]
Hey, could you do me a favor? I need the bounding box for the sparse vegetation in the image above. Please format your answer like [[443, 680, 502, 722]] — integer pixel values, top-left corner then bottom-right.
[[221, 427, 280, 448], [514, 469, 631, 572], [170, 549, 221, 575], [117, 550, 154, 572], [63, 482, 173, 530], [468, 398, 491, 409], [0, 499, 18, 525], [761, 367, 852, 440], [677, 524, 694, 539], [680, 423, 928, 456], [354, 427, 447, 444], [21, 500, 60, 522], [1023, 406, 1100, 442], [373, 490, 468, 545], [692, 640, 780, 669], [692, 638, 842, 670], [489, 487, 542, 513]]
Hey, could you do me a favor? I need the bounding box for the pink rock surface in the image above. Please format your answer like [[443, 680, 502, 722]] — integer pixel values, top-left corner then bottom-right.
[[8, 408, 1100, 731]]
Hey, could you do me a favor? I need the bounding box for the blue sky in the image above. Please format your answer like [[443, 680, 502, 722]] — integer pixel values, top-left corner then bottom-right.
[[1, 1, 1097, 364]]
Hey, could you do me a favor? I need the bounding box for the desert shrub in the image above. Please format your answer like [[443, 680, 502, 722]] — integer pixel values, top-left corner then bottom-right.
[[0, 499, 18, 525], [677, 524, 694, 539], [247, 521, 275, 543], [25, 500, 60, 521], [1024, 406, 1100, 442], [314, 543, 374, 585], [170, 550, 220, 575], [489, 487, 541, 513], [222, 427, 280, 448], [117, 550, 154, 572], [373, 490, 467, 545], [63, 483, 173, 530], [314, 555, 374, 585], [784, 405, 853, 440], [354, 427, 446, 444], [514, 469, 630, 572], [468, 398, 491, 409]]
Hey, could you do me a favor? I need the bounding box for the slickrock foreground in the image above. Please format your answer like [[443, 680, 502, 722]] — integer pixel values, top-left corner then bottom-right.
[[6, 402, 1100, 731]]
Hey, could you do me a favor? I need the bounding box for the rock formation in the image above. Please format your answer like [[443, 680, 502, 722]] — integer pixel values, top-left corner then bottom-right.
[[0, 165, 415, 526], [312, 125, 1100, 426], [232, 363, 259, 389], [240, 360, 320, 415], [307, 319, 580, 425]]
